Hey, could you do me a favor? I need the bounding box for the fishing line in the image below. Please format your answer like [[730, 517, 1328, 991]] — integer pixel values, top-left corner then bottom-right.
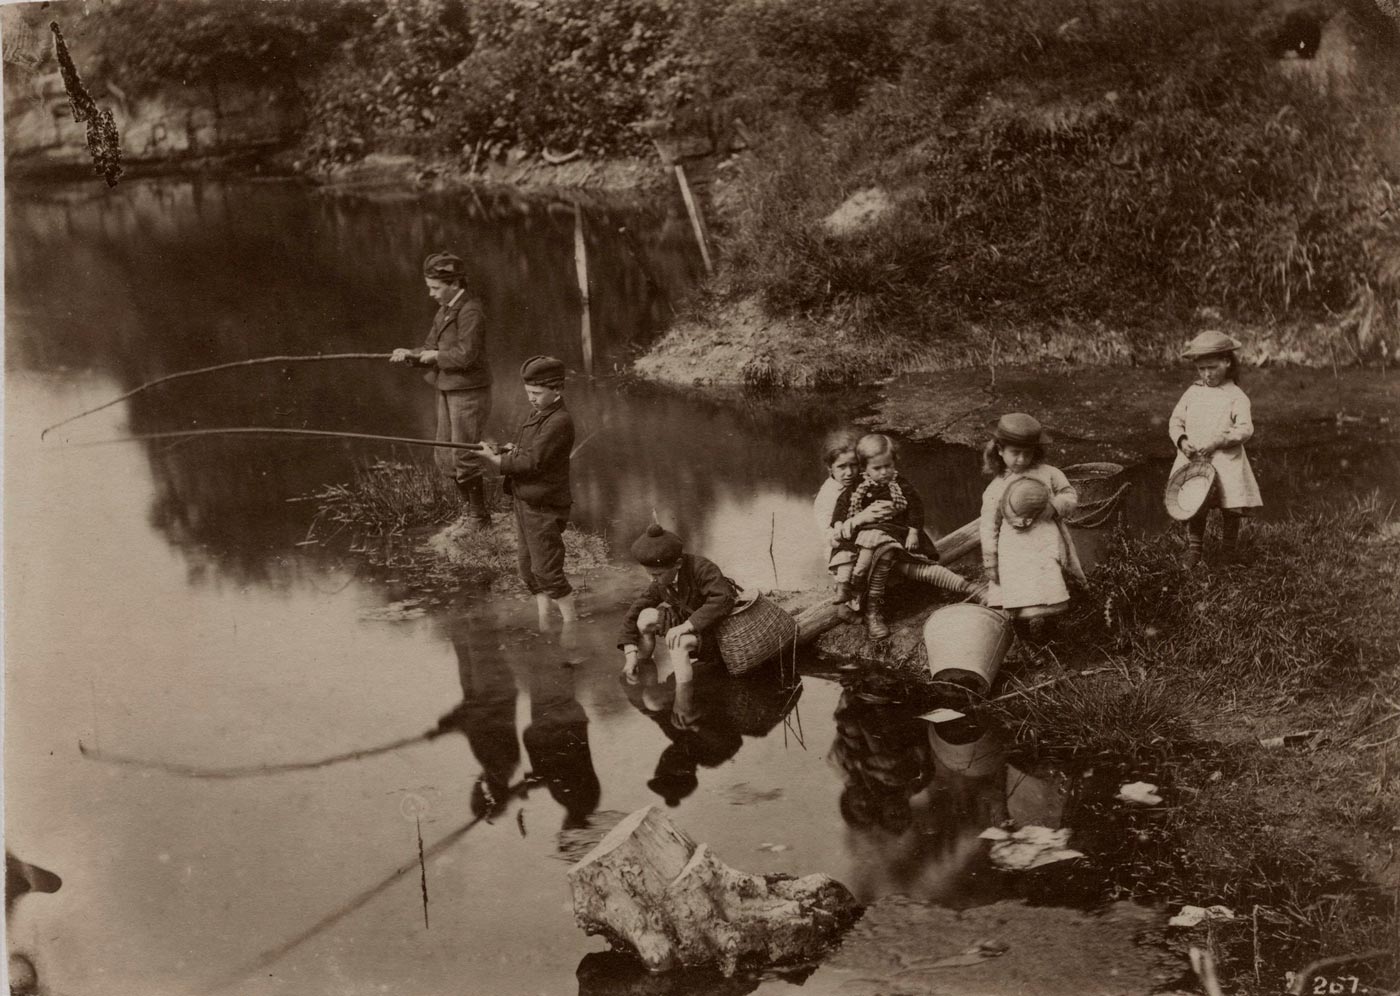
[[40, 353, 393, 439], [207, 779, 531, 993]]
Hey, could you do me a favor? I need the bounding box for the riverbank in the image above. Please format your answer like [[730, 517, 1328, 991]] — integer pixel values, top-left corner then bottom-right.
[[784, 498, 1400, 994]]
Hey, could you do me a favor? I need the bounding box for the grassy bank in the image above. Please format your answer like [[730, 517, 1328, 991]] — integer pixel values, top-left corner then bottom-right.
[[650, 0, 1400, 386], [978, 500, 1398, 990]]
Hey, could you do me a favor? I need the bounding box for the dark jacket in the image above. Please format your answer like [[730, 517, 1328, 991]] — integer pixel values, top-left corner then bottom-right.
[[417, 291, 491, 391], [619, 554, 737, 649], [498, 400, 574, 508], [833, 474, 936, 556]]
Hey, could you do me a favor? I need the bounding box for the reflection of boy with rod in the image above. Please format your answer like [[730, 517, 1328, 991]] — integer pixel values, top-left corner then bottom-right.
[[437, 616, 599, 831]]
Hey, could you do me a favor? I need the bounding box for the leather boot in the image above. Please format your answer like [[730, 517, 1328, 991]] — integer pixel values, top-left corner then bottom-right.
[[459, 478, 491, 529], [865, 602, 890, 640]]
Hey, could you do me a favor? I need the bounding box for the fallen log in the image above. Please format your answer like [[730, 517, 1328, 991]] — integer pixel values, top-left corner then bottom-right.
[[568, 806, 859, 976], [792, 518, 980, 643]]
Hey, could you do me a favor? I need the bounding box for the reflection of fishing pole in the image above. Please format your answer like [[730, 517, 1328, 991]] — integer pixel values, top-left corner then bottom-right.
[[208, 778, 532, 993], [40, 353, 393, 440], [77, 703, 501, 779], [78, 727, 451, 779], [62, 426, 491, 452]]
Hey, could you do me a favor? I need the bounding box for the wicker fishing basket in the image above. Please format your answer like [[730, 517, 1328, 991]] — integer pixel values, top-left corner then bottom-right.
[[715, 591, 799, 677], [1063, 462, 1125, 505]]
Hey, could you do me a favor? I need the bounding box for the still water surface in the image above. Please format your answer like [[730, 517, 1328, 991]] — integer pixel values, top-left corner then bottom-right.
[[3, 178, 1391, 996]]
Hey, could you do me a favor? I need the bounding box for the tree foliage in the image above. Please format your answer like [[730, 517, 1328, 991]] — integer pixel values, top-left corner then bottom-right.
[[89, 0, 371, 97]]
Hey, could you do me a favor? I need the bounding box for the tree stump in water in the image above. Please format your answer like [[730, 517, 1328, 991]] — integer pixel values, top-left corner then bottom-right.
[[567, 806, 860, 976]]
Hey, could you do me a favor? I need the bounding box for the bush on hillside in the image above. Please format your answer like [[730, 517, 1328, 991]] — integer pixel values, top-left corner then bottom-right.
[[720, 0, 1396, 345]]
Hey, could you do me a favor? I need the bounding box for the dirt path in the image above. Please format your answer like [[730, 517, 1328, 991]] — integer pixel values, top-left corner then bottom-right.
[[864, 365, 1399, 466]]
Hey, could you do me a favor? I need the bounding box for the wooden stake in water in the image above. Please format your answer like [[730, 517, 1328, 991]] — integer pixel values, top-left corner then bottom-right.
[[416, 815, 429, 930], [674, 164, 714, 276], [574, 204, 594, 377]]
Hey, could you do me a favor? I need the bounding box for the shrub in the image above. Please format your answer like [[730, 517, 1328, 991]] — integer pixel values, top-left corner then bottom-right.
[[720, 0, 1396, 348]]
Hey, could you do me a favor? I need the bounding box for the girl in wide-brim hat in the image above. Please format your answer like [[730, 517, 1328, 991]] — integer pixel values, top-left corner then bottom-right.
[[979, 414, 1086, 642], [1167, 331, 1261, 569]]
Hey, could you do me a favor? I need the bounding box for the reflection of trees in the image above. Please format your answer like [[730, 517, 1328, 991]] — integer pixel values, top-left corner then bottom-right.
[[6, 178, 996, 588]]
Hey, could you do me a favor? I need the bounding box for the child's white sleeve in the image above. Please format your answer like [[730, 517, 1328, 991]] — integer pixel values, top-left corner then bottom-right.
[[1220, 389, 1254, 446], [1168, 390, 1190, 449], [1048, 467, 1078, 518], [812, 481, 838, 533], [979, 481, 1002, 577]]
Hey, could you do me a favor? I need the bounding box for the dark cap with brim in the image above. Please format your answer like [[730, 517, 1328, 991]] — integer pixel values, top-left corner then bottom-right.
[[520, 354, 566, 387], [423, 251, 466, 282]]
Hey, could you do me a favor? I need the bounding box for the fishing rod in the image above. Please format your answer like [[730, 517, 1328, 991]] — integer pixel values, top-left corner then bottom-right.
[[39, 353, 393, 440], [64, 426, 497, 452]]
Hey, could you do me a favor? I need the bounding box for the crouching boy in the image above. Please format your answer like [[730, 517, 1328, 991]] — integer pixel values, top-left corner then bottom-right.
[[619, 525, 736, 685]]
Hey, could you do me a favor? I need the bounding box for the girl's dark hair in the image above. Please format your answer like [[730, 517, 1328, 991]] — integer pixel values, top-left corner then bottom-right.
[[855, 433, 897, 466], [822, 429, 861, 468], [982, 439, 1045, 476]]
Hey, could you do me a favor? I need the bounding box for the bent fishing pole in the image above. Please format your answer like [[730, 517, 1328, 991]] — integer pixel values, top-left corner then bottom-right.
[[62, 426, 499, 452], [39, 353, 395, 440]]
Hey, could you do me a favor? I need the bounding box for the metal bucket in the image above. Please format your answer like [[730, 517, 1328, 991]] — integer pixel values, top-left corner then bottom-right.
[[923, 604, 1013, 696], [928, 716, 1003, 779]]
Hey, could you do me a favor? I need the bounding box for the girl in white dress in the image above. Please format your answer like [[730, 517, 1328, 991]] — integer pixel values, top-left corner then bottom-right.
[[980, 413, 1084, 642], [1169, 330, 1262, 568]]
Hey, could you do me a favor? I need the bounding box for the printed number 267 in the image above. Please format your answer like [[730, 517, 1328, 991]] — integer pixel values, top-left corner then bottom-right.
[[1313, 977, 1362, 995]]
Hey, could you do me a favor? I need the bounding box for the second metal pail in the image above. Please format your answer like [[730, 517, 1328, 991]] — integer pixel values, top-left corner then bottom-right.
[[923, 604, 1013, 695]]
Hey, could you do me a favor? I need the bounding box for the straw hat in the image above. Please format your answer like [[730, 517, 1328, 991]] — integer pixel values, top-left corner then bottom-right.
[[1164, 459, 1217, 521], [993, 413, 1049, 447], [1180, 330, 1241, 359], [1001, 476, 1051, 529]]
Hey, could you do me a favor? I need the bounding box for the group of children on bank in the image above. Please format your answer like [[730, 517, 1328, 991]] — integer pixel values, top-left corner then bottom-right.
[[414, 268, 1258, 676]]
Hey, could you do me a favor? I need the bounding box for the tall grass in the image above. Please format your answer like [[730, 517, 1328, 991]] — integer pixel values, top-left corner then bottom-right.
[[302, 459, 610, 589], [305, 458, 470, 538], [1078, 496, 1400, 709]]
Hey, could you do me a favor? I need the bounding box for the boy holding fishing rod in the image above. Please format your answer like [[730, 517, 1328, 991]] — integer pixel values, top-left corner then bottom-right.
[[391, 251, 493, 529], [468, 356, 579, 626]]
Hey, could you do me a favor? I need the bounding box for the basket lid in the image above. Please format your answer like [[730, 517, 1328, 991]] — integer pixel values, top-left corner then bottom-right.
[[1164, 460, 1217, 520]]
